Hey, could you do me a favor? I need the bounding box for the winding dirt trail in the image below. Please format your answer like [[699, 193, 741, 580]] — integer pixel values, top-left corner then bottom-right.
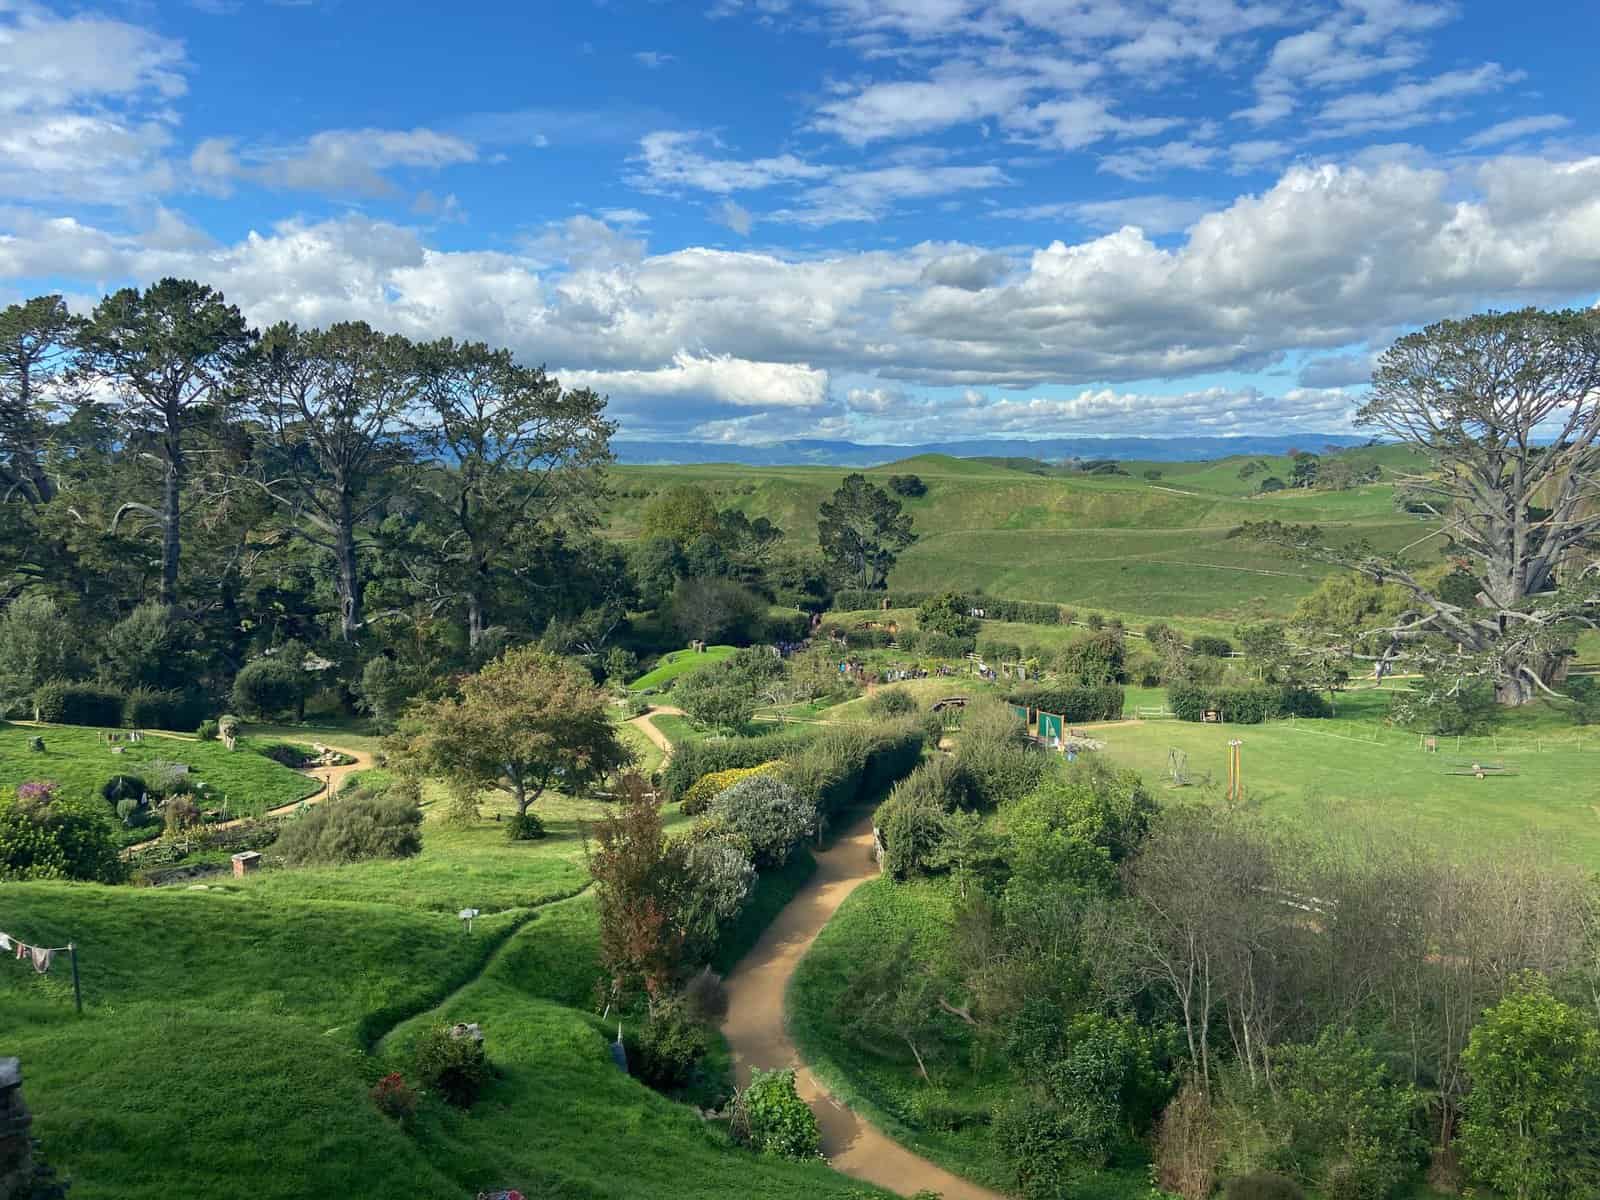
[[721, 810, 1008, 1200], [627, 704, 683, 763]]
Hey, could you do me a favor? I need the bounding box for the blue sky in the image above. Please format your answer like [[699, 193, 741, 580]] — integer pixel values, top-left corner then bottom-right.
[[2, 0, 1597, 443]]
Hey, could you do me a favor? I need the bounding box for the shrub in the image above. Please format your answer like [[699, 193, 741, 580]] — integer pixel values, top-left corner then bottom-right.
[[955, 699, 1046, 808], [0, 790, 125, 883], [273, 787, 423, 866], [370, 1072, 418, 1122], [666, 828, 757, 964], [413, 1024, 489, 1109], [32, 680, 124, 726], [505, 812, 545, 841], [101, 773, 148, 807], [887, 473, 927, 498], [917, 592, 979, 639], [124, 686, 205, 731], [256, 740, 311, 768], [712, 774, 817, 867], [680, 761, 783, 816], [1054, 631, 1125, 684], [1005, 684, 1125, 724], [662, 726, 816, 803], [683, 966, 729, 1022], [920, 631, 974, 658], [1155, 1078, 1223, 1200], [875, 756, 969, 878], [737, 1068, 820, 1159], [196, 719, 219, 742], [1224, 1173, 1305, 1200], [1191, 636, 1233, 658], [909, 1088, 991, 1132], [1167, 684, 1329, 724], [114, 796, 146, 827], [632, 997, 709, 1091], [1085, 612, 1105, 630], [994, 1096, 1079, 1199], [162, 794, 201, 835], [231, 658, 306, 721], [867, 687, 919, 717]]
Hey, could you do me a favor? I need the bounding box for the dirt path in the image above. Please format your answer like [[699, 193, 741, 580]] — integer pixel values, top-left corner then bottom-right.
[[721, 810, 1008, 1200], [120, 736, 373, 857], [628, 704, 683, 763]]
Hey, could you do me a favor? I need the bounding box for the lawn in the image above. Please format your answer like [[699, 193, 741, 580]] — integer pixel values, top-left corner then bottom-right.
[[3, 717, 897, 1200], [629, 644, 737, 690], [0, 721, 320, 816], [1096, 688, 1600, 869]]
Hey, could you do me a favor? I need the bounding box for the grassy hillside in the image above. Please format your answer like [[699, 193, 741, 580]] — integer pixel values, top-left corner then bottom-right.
[[3, 727, 892, 1200], [605, 451, 1439, 624]]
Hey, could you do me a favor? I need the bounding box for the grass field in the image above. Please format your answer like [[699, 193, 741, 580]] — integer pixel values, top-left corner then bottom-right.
[[606, 451, 1440, 624], [629, 644, 737, 690], [1, 721, 320, 816], [1093, 688, 1600, 869], [3, 720, 896, 1200]]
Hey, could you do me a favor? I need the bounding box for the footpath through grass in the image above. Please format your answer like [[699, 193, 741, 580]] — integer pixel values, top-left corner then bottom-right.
[[3, 719, 896, 1200]]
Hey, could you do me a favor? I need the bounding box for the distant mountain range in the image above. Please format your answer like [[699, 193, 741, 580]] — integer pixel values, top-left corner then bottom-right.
[[612, 434, 1372, 467]]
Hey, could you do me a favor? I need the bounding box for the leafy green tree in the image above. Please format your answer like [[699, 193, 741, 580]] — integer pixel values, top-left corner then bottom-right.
[[248, 321, 417, 640], [837, 935, 949, 1081], [817, 472, 916, 589], [917, 591, 977, 638], [639, 483, 719, 543], [0, 594, 80, 713], [0, 786, 124, 883], [1289, 452, 1320, 489], [76, 279, 255, 606], [1458, 974, 1600, 1200], [412, 339, 613, 649], [98, 601, 196, 692], [392, 646, 629, 830]]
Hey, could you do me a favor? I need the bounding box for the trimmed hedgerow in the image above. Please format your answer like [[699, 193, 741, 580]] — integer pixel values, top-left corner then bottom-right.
[[661, 726, 818, 804], [1167, 684, 1332, 724], [32, 680, 124, 727], [1004, 683, 1125, 723]]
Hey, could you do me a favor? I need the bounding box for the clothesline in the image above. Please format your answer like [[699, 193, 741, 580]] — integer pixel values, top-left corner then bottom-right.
[[0, 930, 70, 974]]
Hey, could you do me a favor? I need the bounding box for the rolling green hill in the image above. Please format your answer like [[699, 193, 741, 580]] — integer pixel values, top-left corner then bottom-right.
[[604, 449, 1439, 625]]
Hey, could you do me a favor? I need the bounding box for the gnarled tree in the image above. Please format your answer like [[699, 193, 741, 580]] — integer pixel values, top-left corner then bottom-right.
[[1247, 308, 1600, 705]]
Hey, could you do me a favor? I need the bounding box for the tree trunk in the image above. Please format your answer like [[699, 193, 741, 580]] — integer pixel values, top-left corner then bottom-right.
[[467, 589, 486, 650], [160, 450, 183, 606], [335, 491, 362, 641]]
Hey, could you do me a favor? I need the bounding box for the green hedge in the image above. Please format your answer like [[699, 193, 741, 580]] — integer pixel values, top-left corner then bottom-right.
[[832, 590, 1063, 626], [1190, 636, 1233, 657], [779, 718, 926, 822], [124, 686, 209, 731], [33, 681, 125, 727], [661, 726, 819, 803], [1167, 684, 1331, 723], [1004, 683, 1125, 723]]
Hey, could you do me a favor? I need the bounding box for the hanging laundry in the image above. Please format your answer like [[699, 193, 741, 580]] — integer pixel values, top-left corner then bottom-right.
[[0, 932, 12, 952], [29, 946, 52, 974]]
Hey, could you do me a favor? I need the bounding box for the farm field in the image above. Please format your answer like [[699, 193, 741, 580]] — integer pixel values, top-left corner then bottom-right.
[[2, 721, 893, 1200]]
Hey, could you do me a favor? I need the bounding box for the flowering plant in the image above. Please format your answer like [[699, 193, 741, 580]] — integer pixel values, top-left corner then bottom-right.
[[369, 1072, 418, 1121]]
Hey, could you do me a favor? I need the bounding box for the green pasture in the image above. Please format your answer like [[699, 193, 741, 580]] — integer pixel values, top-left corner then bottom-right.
[[3, 718, 893, 1200]]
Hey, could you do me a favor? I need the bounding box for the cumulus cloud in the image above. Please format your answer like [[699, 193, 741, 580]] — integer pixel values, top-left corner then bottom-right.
[[190, 127, 478, 197], [5, 155, 1600, 436]]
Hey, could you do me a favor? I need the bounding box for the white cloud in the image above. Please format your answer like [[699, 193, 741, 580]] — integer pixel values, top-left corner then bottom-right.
[[632, 50, 676, 68], [774, 163, 1011, 225], [6, 155, 1600, 435], [191, 127, 478, 197], [811, 71, 1036, 144], [563, 351, 829, 409], [632, 130, 829, 193], [1314, 63, 1517, 135], [995, 195, 1216, 235], [0, 6, 186, 112], [1462, 113, 1572, 150], [714, 200, 755, 236], [1098, 140, 1218, 181]]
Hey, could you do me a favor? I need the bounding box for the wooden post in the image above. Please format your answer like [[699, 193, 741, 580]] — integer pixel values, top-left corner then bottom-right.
[[69, 943, 81, 1015]]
